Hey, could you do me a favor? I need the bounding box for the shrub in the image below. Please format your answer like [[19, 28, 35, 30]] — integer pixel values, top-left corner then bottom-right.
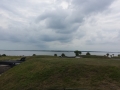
[[54, 54, 57, 56], [106, 53, 109, 57], [74, 50, 82, 56], [118, 54, 120, 57], [61, 53, 66, 57], [86, 52, 91, 55], [33, 54, 36, 56], [2, 54, 6, 56]]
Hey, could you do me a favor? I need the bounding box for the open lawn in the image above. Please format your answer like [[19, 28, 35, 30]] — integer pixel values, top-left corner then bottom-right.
[[0, 56, 120, 90]]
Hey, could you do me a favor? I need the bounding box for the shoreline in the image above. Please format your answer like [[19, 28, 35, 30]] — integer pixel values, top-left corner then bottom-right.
[[0, 50, 120, 57]]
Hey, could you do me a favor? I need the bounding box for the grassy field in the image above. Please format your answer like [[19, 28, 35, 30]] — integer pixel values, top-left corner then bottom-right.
[[0, 56, 120, 90]]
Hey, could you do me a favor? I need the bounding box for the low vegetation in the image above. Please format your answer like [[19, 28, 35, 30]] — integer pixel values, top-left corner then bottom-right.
[[74, 50, 82, 56], [61, 53, 66, 57], [33, 54, 36, 56], [81, 55, 108, 58], [0, 56, 120, 90], [1, 54, 6, 56], [54, 54, 57, 56], [0, 56, 22, 61]]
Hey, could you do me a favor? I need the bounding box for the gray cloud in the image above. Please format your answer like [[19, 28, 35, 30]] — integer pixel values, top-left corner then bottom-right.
[[0, 0, 119, 51], [41, 33, 73, 43], [36, 9, 84, 35], [72, 0, 114, 13]]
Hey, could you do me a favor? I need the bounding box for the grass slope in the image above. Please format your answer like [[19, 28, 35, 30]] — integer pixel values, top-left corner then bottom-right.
[[0, 56, 120, 90]]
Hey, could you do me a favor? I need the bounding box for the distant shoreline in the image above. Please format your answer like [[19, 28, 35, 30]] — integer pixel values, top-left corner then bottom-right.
[[0, 50, 120, 56], [1, 50, 120, 53]]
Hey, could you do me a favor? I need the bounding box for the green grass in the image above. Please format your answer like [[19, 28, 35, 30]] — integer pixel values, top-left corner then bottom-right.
[[0, 56, 120, 90], [81, 55, 107, 58], [0, 56, 22, 61]]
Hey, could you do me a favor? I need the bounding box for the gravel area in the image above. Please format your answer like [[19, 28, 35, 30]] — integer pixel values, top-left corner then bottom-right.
[[0, 65, 11, 74]]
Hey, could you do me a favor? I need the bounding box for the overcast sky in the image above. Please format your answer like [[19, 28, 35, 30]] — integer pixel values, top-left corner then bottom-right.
[[0, 0, 120, 51]]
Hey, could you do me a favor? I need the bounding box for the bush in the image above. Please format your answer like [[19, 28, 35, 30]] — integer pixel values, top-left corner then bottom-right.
[[33, 54, 36, 56], [118, 54, 120, 57], [106, 53, 109, 57], [2, 54, 6, 56], [74, 50, 82, 56], [54, 54, 57, 56], [61, 53, 66, 57], [86, 52, 91, 55]]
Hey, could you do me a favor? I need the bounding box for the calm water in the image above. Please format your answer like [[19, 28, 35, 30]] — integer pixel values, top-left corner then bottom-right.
[[0, 50, 120, 56]]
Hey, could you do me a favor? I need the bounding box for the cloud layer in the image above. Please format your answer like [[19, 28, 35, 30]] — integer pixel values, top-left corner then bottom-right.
[[0, 0, 120, 51]]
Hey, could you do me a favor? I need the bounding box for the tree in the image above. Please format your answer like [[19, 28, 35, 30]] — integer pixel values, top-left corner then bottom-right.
[[118, 54, 120, 57], [74, 50, 82, 56], [54, 54, 57, 56], [33, 54, 36, 56], [2, 54, 6, 56], [86, 52, 90, 55], [61, 53, 65, 57], [106, 53, 109, 57]]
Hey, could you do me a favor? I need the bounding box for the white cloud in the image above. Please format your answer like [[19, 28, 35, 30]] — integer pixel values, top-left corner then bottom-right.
[[60, 1, 69, 9]]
